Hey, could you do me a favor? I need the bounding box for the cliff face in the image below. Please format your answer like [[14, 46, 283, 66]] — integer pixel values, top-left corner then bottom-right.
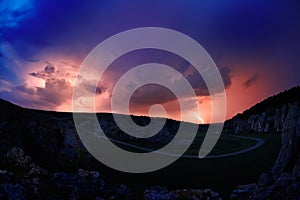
[[224, 104, 289, 134], [230, 103, 300, 200], [212, 87, 300, 199], [224, 86, 300, 134], [272, 103, 300, 178]]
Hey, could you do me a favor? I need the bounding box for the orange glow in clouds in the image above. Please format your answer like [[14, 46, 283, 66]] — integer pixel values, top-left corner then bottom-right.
[[19, 54, 276, 125]]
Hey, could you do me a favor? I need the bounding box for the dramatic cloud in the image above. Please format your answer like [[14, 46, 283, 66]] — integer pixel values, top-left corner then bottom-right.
[[0, 0, 300, 123], [127, 66, 231, 108], [96, 49, 232, 109], [80, 80, 106, 95], [187, 66, 232, 96], [243, 74, 259, 89], [29, 65, 56, 79], [130, 84, 177, 105], [0, 62, 108, 110], [0, 65, 72, 109]]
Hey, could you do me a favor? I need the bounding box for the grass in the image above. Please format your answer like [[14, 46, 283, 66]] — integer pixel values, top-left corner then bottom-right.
[[86, 132, 282, 198], [110, 131, 259, 156], [187, 133, 258, 156]]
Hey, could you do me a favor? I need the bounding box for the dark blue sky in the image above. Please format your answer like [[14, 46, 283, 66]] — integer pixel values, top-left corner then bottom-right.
[[0, 0, 300, 121]]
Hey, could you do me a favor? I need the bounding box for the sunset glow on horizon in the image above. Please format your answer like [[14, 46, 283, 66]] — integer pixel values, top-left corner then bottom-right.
[[1, 1, 300, 124]]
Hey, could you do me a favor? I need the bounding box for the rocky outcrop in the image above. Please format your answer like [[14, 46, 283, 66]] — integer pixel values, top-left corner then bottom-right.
[[0, 170, 26, 200], [274, 104, 289, 132], [271, 103, 300, 178], [230, 103, 300, 199], [226, 114, 250, 134], [231, 173, 300, 200], [230, 183, 259, 200], [0, 146, 133, 200], [144, 186, 222, 200], [292, 154, 300, 178], [6, 146, 32, 168], [224, 102, 297, 134], [1, 146, 225, 200], [225, 107, 279, 134], [224, 87, 300, 134], [144, 186, 169, 200], [257, 171, 273, 187]]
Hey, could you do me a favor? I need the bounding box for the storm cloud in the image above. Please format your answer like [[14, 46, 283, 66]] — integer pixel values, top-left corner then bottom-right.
[[243, 74, 259, 89]]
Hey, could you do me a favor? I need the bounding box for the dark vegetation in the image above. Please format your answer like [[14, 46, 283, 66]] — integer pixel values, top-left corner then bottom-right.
[[239, 86, 300, 119], [0, 94, 283, 198], [3, 86, 300, 198]]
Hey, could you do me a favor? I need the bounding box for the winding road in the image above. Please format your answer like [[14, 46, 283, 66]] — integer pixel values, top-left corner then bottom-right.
[[103, 134, 264, 159], [51, 116, 264, 158], [203, 135, 264, 159]]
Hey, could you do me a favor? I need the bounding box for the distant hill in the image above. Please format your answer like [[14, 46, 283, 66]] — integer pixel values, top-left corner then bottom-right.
[[224, 86, 300, 134], [239, 86, 300, 119], [0, 96, 185, 171], [1, 85, 300, 123]]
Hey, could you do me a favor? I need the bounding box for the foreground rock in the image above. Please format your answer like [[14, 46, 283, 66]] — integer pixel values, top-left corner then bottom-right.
[[144, 186, 222, 200], [0, 147, 133, 200], [231, 173, 300, 200]]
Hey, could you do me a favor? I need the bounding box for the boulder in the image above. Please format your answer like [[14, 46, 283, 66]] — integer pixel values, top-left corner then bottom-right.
[[270, 173, 300, 199], [168, 188, 222, 200], [144, 186, 169, 200], [0, 183, 26, 200], [258, 171, 273, 186], [292, 154, 300, 178], [0, 170, 14, 183], [230, 183, 258, 200], [144, 187, 222, 200], [6, 147, 31, 168], [52, 169, 106, 199]]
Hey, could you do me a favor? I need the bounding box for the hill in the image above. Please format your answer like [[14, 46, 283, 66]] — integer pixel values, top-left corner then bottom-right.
[[0, 86, 300, 199], [241, 86, 300, 119], [224, 86, 300, 134]]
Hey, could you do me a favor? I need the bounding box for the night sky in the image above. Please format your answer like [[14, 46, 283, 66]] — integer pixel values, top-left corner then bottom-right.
[[0, 0, 300, 123]]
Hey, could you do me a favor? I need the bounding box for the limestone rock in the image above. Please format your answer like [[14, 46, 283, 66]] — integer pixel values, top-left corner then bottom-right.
[[144, 187, 222, 200], [6, 147, 31, 168], [292, 154, 300, 178], [144, 186, 169, 200], [232, 103, 300, 200], [258, 171, 273, 186], [270, 173, 300, 199], [230, 183, 258, 200], [168, 188, 222, 200], [0, 170, 13, 183], [272, 103, 300, 178], [0, 183, 26, 200]]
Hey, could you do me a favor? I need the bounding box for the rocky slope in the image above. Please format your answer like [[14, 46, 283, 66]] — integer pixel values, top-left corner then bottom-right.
[[0, 98, 215, 199], [223, 87, 300, 199], [224, 86, 300, 134], [1, 86, 300, 199], [230, 102, 300, 199], [0, 146, 133, 199]]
